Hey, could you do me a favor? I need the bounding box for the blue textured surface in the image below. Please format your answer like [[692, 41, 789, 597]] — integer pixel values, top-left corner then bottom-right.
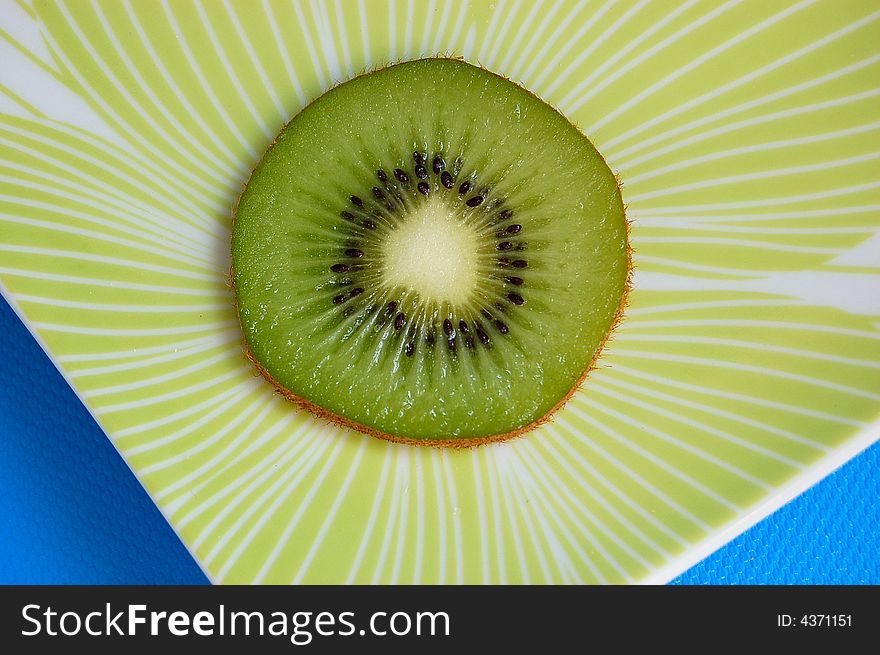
[[0, 291, 876, 585], [0, 293, 208, 584]]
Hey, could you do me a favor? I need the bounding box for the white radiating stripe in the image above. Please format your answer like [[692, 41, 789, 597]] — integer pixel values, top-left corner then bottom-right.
[[493, 449, 531, 583], [586, 0, 816, 133], [412, 448, 425, 584], [623, 319, 880, 341], [371, 446, 405, 584], [387, 0, 396, 61], [627, 122, 880, 184], [626, 299, 806, 317], [617, 333, 880, 370], [429, 0, 452, 55], [191, 0, 274, 140], [332, 0, 352, 77], [0, 244, 221, 282], [98, 368, 243, 414], [598, 374, 827, 452], [430, 449, 447, 584], [389, 446, 412, 584], [477, 0, 506, 63], [531, 0, 618, 89], [262, 0, 306, 106], [568, 0, 741, 114], [518, 0, 589, 83], [614, 66, 880, 165], [1, 154, 219, 252], [141, 395, 272, 475], [612, 364, 865, 429], [39, 10, 223, 199], [223, 0, 287, 122], [631, 190, 880, 214], [125, 385, 237, 457], [497, 0, 544, 72], [599, 10, 880, 148], [114, 377, 258, 438], [627, 153, 880, 203], [164, 411, 301, 515], [419, 0, 437, 54], [346, 442, 394, 584], [218, 433, 347, 583], [84, 349, 235, 398], [311, 0, 341, 81], [543, 423, 691, 546], [124, 0, 255, 165], [523, 443, 669, 563], [512, 448, 634, 582], [441, 450, 464, 584], [0, 109, 220, 221], [500, 450, 557, 582], [486, 0, 522, 67], [286, 436, 368, 583], [461, 23, 476, 58], [0, 267, 219, 296], [403, 0, 414, 58], [0, 214, 218, 272], [358, 0, 371, 68], [471, 448, 491, 584], [635, 254, 839, 277], [3, 118, 226, 221], [59, 333, 231, 365], [71, 334, 235, 377], [542, 0, 650, 97], [125, 386, 254, 462], [555, 0, 700, 106], [55, 1, 234, 195], [634, 221, 878, 234], [208, 434, 337, 573], [484, 447, 508, 583], [447, 0, 469, 51], [590, 384, 803, 470], [521, 440, 667, 565], [123, 386, 241, 453], [90, 0, 243, 182], [613, 349, 880, 402], [186, 424, 324, 540], [507, 0, 564, 79], [631, 236, 842, 255], [0, 186, 211, 265], [291, 0, 327, 87], [16, 293, 227, 315], [579, 397, 774, 491], [155, 394, 284, 504], [33, 320, 236, 338], [557, 416, 716, 530], [507, 451, 579, 583]]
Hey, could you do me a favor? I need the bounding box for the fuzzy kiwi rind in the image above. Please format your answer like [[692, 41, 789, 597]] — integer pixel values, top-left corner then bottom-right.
[[231, 56, 632, 448]]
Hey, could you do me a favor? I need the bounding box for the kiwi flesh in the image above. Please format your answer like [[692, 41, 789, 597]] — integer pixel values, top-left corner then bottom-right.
[[232, 58, 629, 446]]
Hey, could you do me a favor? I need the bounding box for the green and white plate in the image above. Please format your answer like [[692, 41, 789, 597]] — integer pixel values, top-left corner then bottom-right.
[[1, 0, 878, 584]]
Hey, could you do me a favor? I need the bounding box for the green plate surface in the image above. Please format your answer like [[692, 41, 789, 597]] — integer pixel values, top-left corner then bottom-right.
[[1, 0, 878, 583]]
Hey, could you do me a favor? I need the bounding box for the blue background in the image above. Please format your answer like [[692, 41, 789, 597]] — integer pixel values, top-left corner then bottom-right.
[[0, 293, 877, 585]]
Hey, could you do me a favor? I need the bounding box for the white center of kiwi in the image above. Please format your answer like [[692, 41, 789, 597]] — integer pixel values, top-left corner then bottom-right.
[[380, 197, 479, 304]]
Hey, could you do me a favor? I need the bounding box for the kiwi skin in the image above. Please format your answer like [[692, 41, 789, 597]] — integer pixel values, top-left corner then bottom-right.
[[230, 56, 632, 449]]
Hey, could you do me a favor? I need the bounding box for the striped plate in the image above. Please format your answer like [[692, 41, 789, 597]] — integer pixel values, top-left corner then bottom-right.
[[1, 0, 878, 584]]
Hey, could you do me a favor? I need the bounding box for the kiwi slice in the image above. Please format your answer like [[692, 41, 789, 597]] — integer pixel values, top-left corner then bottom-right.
[[232, 58, 629, 446]]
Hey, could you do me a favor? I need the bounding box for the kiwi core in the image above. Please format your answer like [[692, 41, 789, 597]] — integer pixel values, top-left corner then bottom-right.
[[381, 198, 481, 305]]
